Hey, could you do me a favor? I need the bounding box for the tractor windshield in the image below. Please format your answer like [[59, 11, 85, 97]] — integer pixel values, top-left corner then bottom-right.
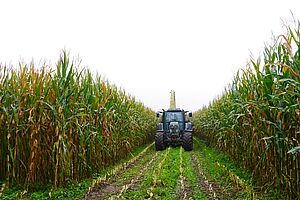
[[164, 112, 184, 122]]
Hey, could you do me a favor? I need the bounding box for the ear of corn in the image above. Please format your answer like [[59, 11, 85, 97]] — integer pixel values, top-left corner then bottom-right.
[[0, 51, 157, 188], [193, 22, 300, 198]]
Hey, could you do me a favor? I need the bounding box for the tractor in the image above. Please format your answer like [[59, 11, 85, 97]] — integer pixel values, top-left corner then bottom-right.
[[155, 91, 193, 151]]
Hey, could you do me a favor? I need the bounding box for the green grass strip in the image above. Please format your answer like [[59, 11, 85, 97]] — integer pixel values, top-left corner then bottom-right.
[[88, 142, 154, 193], [149, 147, 180, 200], [121, 148, 167, 199], [193, 138, 284, 199], [182, 148, 208, 199], [104, 147, 158, 199]]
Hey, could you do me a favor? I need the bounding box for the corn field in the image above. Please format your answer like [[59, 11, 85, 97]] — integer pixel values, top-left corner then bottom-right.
[[193, 23, 300, 198], [0, 52, 157, 188]]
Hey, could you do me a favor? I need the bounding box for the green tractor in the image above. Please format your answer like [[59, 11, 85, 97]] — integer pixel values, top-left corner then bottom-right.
[[155, 91, 193, 151]]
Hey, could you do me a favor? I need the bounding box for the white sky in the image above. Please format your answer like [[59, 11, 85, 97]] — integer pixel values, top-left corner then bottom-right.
[[0, 0, 299, 111]]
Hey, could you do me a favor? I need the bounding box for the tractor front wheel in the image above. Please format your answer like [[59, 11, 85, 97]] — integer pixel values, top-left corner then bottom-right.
[[182, 132, 193, 151], [155, 132, 165, 151]]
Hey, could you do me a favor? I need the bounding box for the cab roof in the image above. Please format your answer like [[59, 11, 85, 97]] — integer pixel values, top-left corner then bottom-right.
[[166, 108, 183, 112]]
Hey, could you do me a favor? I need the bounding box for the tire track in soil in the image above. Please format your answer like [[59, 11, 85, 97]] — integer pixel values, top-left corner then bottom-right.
[[215, 162, 256, 199], [109, 151, 160, 199], [85, 143, 155, 200], [190, 152, 227, 200], [179, 146, 187, 199], [147, 147, 170, 199], [178, 146, 193, 200], [193, 138, 252, 199]]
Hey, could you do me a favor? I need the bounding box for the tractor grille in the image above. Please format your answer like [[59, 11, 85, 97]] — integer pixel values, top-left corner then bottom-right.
[[164, 122, 184, 131]]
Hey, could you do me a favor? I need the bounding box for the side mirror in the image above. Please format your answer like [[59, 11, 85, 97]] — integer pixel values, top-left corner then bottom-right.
[[188, 112, 192, 117], [156, 112, 160, 118]]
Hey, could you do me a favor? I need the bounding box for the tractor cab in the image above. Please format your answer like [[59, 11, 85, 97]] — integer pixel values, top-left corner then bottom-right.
[[155, 91, 193, 151]]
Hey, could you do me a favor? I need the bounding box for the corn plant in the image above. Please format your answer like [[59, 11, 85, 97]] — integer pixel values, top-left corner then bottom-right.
[[0, 51, 157, 189], [193, 22, 300, 198]]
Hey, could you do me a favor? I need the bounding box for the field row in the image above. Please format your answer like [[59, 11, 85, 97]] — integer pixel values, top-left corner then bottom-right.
[[84, 138, 280, 200]]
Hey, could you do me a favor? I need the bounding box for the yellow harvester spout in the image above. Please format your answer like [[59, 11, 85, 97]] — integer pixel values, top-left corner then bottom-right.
[[169, 90, 176, 110]]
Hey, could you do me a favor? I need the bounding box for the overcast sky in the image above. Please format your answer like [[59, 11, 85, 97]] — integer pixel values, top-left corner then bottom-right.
[[1, 0, 299, 111]]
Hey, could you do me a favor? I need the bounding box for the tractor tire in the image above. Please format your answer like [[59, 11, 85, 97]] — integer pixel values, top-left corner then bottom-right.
[[182, 132, 193, 151], [155, 132, 165, 151]]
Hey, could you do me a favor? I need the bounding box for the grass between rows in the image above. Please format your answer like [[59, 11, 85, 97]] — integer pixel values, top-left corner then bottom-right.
[[181, 147, 207, 199], [151, 147, 180, 199], [121, 148, 166, 199], [193, 138, 284, 199], [104, 146, 157, 199], [1, 143, 152, 200]]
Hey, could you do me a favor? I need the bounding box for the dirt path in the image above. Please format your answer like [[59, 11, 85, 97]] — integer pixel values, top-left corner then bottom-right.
[[85, 143, 156, 200], [190, 152, 226, 200], [178, 146, 193, 200], [109, 151, 160, 199], [147, 147, 170, 199]]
